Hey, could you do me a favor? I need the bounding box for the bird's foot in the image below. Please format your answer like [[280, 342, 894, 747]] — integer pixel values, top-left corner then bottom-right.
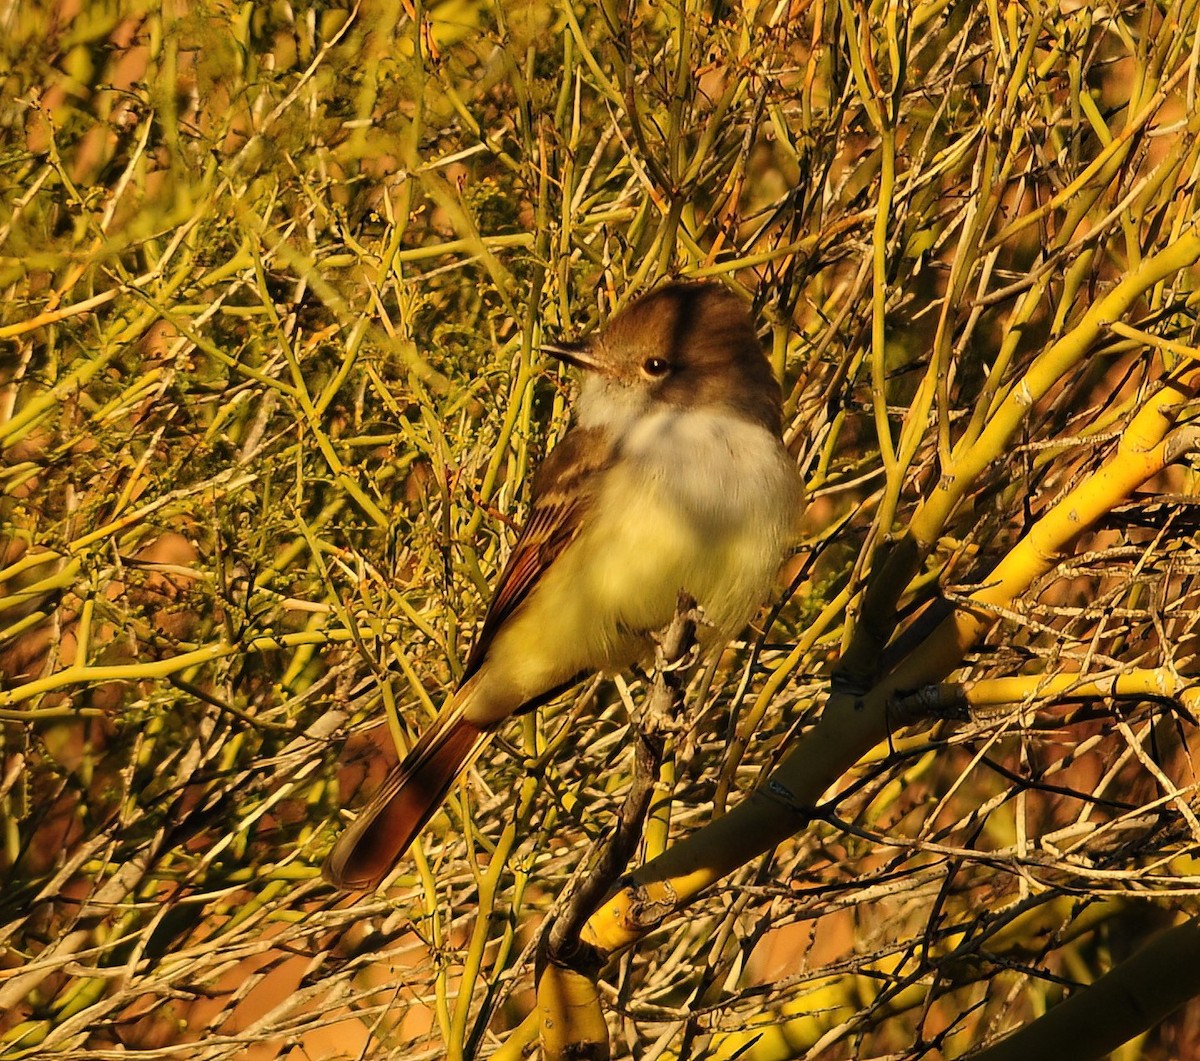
[[640, 594, 703, 736]]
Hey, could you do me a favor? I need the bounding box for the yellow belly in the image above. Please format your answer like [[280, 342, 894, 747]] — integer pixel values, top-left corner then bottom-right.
[[462, 410, 800, 724]]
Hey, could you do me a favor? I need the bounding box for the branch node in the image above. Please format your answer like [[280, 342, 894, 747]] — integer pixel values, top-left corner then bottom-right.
[[888, 683, 972, 724]]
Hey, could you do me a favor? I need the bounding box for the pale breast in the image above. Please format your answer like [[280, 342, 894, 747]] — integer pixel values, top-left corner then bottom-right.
[[463, 406, 799, 725], [582, 406, 799, 638]]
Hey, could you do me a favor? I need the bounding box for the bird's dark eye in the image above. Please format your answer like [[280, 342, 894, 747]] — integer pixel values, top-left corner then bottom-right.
[[643, 357, 670, 377]]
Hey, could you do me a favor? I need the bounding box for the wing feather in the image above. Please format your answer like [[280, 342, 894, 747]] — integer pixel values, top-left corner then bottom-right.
[[463, 426, 613, 679]]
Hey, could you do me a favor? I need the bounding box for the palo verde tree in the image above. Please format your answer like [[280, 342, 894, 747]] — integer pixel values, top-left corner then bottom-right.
[[2, 1, 1200, 1059]]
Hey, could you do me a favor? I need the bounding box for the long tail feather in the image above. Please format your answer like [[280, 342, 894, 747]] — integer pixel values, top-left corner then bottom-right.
[[324, 701, 489, 891]]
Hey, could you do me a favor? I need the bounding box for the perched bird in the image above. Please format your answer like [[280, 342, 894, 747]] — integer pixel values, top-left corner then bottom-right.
[[325, 282, 801, 891]]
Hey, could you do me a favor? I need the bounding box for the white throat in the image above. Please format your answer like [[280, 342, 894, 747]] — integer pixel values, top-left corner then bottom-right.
[[574, 375, 653, 436]]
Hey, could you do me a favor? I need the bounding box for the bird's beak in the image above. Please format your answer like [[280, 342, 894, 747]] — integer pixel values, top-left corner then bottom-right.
[[542, 340, 603, 373]]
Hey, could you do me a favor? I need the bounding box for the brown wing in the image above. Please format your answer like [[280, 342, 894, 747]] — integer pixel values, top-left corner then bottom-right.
[[462, 426, 613, 681]]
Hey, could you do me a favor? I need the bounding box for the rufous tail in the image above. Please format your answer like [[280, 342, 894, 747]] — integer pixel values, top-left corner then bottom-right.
[[324, 700, 489, 891]]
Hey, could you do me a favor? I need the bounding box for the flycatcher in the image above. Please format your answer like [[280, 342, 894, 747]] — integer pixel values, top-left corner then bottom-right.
[[325, 282, 801, 891]]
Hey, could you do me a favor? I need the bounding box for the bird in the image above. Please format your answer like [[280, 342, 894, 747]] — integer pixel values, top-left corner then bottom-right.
[[324, 281, 802, 891]]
